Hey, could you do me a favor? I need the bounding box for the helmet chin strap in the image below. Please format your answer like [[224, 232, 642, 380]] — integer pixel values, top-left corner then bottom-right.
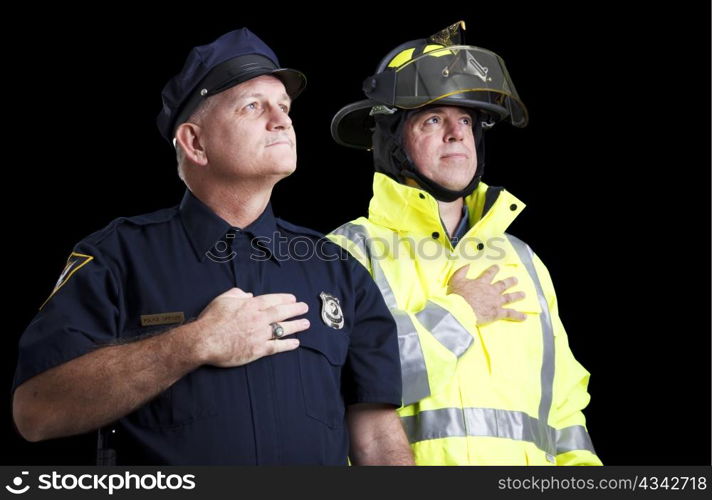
[[401, 169, 481, 202]]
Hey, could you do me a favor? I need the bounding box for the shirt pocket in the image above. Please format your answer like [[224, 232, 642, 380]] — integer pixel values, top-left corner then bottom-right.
[[121, 325, 218, 429], [297, 326, 350, 429]]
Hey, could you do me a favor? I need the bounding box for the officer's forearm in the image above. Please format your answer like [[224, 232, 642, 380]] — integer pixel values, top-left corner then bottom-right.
[[12, 321, 205, 442], [346, 404, 415, 465]]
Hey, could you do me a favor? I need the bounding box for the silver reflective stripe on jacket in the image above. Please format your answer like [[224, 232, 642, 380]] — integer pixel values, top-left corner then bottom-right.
[[415, 301, 472, 358], [331, 223, 428, 404], [504, 235, 596, 457], [400, 409, 597, 457], [555, 425, 596, 454], [332, 223, 472, 404], [507, 233, 556, 456], [331, 224, 596, 457]]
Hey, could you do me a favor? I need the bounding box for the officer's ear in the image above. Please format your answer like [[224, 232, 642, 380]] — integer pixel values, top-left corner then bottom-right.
[[175, 122, 208, 167]]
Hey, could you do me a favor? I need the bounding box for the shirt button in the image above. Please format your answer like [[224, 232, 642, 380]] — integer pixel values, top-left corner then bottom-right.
[[431, 232, 440, 239], [510, 203, 518, 211], [477, 242, 484, 250]]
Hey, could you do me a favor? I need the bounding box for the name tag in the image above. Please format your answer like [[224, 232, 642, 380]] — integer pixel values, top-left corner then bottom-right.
[[140, 312, 185, 327]]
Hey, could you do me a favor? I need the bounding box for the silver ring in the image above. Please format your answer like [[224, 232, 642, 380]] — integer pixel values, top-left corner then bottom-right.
[[270, 322, 285, 339]]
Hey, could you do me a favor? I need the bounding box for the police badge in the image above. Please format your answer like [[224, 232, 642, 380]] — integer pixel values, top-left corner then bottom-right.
[[320, 292, 344, 329]]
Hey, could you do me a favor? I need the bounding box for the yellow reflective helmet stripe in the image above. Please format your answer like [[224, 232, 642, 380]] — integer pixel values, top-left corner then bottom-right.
[[387, 44, 449, 68], [387, 48, 414, 68]]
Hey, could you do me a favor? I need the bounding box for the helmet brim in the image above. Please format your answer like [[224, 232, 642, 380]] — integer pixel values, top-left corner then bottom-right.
[[331, 97, 513, 150], [331, 100, 378, 150]]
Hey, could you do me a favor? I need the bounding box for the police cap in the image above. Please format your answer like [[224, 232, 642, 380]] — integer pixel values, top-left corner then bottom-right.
[[156, 28, 306, 142]]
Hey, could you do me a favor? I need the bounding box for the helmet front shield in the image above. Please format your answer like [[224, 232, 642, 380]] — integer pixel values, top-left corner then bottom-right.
[[364, 45, 528, 127]]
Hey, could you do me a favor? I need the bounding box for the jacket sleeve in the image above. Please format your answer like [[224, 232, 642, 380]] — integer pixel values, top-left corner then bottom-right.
[[532, 252, 603, 466], [328, 225, 478, 406]]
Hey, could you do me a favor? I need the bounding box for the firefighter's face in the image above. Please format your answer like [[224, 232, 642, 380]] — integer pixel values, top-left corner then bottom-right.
[[403, 106, 477, 191]]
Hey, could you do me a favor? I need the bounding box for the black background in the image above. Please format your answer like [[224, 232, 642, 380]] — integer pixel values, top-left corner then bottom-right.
[[2, 5, 710, 465]]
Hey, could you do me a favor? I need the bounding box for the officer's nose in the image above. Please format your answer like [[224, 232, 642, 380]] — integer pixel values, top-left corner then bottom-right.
[[268, 105, 292, 131]]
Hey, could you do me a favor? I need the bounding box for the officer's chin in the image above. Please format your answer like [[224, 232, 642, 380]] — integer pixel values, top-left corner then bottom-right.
[[269, 160, 298, 180]]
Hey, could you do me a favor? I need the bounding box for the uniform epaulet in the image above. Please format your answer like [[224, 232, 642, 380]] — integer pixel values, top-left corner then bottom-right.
[[275, 218, 326, 240], [81, 207, 179, 248], [119, 207, 179, 227]]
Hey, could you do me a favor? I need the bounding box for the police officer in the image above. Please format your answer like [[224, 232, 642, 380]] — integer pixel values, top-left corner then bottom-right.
[[328, 22, 601, 465], [12, 28, 413, 465]]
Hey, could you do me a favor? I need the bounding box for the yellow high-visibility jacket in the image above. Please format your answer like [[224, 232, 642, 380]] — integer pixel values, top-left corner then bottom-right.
[[328, 173, 602, 465]]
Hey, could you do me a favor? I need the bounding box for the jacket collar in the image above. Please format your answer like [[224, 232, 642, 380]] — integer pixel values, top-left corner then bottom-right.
[[368, 172, 526, 244]]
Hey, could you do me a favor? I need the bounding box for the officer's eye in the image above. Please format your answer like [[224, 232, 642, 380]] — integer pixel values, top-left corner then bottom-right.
[[461, 116, 472, 126], [279, 104, 290, 113], [245, 102, 259, 111], [425, 116, 440, 125]]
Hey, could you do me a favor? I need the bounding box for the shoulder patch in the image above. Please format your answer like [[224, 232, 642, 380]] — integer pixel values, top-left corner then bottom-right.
[[40, 252, 94, 309]]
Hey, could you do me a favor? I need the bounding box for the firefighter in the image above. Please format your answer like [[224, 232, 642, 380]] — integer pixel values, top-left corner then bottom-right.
[[329, 21, 602, 465]]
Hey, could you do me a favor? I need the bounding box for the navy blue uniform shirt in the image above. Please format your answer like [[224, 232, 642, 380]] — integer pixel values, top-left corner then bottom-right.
[[13, 190, 402, 465]]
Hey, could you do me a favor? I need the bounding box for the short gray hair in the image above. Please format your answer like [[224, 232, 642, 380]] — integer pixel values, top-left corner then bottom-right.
[[175, 95, 218, 180]]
